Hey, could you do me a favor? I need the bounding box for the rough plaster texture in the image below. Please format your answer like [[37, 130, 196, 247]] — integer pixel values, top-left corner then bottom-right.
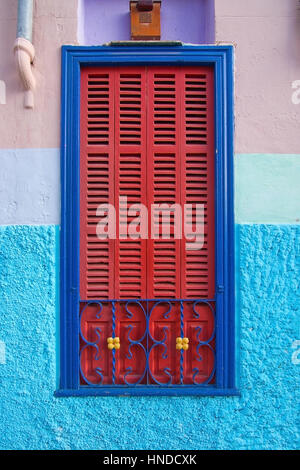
[[215, 0, 300, 154], [79, 0, 214, 46], [0, 224, 298, 450], [235, 154, 300, 224], [0, 148, 60, 225], [0, 0, 78, 149]]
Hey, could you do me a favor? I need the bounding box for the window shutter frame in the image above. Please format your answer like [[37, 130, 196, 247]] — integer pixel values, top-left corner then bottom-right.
[[58, 45, 238, 397]]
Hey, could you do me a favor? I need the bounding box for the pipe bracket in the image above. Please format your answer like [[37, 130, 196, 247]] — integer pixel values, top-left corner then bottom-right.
[[14, 37, 36, 109]]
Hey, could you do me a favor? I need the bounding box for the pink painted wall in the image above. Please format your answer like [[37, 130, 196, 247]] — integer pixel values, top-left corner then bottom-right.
[[0, 0, 299, 154], [215, 0, 300, 154], [0, 0, 77, 149]]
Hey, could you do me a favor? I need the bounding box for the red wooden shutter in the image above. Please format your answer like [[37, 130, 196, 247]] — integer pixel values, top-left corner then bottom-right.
[[114, 68, 148, 384], [180, 67, 215, 300], [80, 68, 148, 384], [80, 68, 148, 300], [146, 67, 215, 384], [80, 68, 116, 384], [146, 67, 215, 300], [146, 68, 181, 383], [80, 66, 214, 302], [180, 67, 215, 384], [114, 68, 147, 299], [146, 68, 181, 300], [80, 68, 115, 301], [79, 65, 215, 386]]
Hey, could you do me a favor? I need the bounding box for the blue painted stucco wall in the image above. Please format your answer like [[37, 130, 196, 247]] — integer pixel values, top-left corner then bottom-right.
[[0, 224, 298, 450]]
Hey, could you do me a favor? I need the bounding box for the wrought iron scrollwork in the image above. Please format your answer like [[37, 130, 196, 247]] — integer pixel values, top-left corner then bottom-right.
[[79, 298, 215, 387], [79, 301, 104, 385], [192, 300, 216, 385], [148, 300, 173, 385], [123, 301, 147, 385]]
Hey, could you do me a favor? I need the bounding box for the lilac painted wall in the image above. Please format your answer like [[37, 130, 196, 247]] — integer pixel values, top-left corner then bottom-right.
[[80, 0, 214, 45], [204, 0, 215, 44]]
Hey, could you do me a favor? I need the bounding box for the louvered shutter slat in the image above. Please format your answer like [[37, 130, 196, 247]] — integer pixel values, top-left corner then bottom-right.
[[147, 68, 181, 300], [80, 69, 115, 300], [180, 67, 215, 300], [114, 68, 147, 300]]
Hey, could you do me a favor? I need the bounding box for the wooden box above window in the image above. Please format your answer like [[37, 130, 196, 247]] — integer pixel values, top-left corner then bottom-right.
[[130, 1, 161, 40]]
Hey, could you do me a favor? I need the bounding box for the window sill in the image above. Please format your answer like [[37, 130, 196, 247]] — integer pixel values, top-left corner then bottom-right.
[[55, 386, 240, 397]]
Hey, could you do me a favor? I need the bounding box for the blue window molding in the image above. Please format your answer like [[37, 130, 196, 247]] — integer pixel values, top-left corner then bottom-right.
[[57, 45, 238, 397]]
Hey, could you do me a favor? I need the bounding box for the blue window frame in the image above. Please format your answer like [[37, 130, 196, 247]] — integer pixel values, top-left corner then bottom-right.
[[56, 45, 238, 397]]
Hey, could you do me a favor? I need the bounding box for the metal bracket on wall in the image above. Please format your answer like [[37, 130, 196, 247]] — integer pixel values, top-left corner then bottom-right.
[[130, 0, 161, 40]]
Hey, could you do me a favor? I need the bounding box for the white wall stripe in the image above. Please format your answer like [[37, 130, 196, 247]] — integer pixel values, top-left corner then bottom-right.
[[0, 148, 60, 225]]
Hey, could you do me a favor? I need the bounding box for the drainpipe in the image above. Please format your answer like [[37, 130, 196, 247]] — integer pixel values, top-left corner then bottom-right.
[[14, 0, 36, 109]]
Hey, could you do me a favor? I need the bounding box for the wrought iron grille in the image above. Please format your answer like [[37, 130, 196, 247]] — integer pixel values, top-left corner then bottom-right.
[[80, 299, 215, 387]]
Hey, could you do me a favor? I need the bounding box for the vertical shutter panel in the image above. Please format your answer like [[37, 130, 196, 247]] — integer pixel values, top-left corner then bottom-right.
[[147, 66, 214, 300], [147, 68, 181, 299], [114, 69, 147, 299], [179, 67, 215, 384], [80, 69, 116, 384], [180, 67, 215, 299], [80, 68, 115, 300], [113, 69, 148, 383]]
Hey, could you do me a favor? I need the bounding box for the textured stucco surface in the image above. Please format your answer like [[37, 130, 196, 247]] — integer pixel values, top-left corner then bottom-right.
[[0, 224, 299, 450]]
